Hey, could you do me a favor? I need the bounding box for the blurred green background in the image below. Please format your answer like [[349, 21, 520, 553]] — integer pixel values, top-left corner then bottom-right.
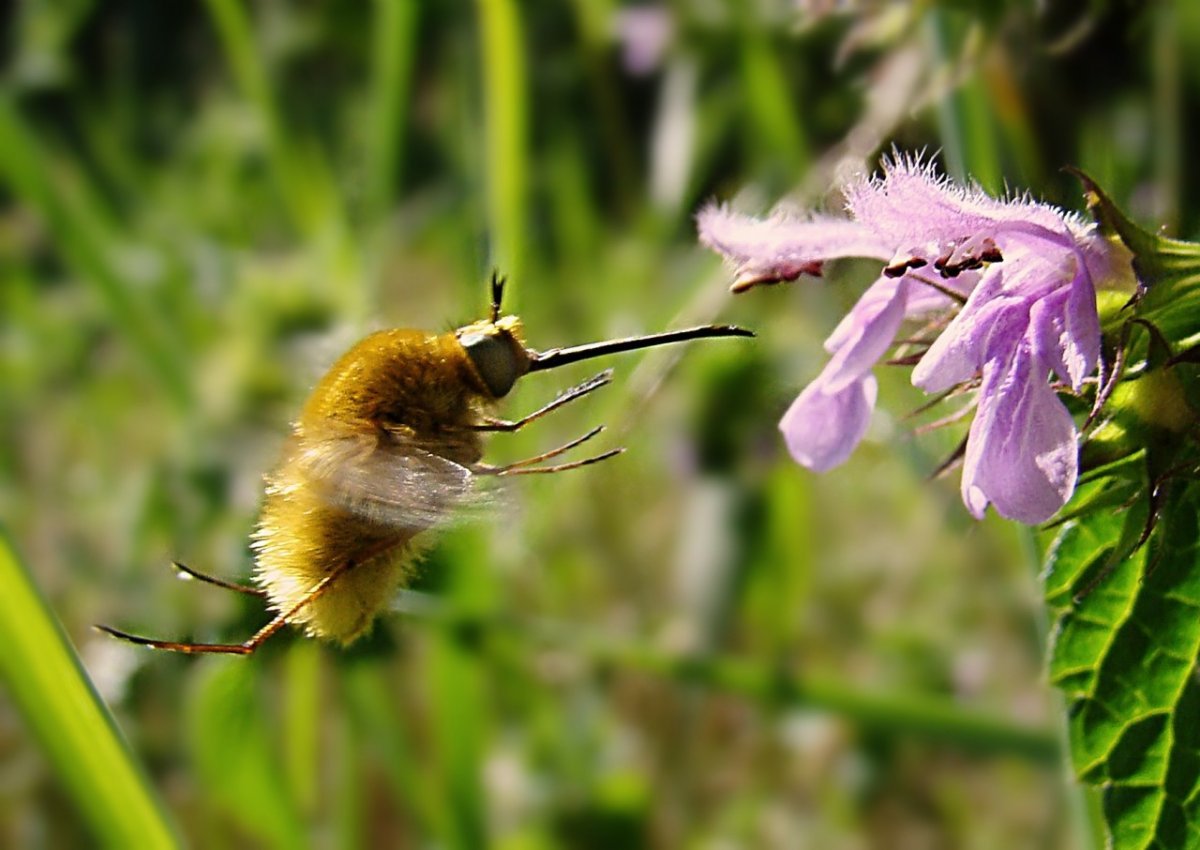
[[1, 1, 1196, 848]]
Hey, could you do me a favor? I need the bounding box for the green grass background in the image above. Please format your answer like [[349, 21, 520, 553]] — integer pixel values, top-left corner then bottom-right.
[[1, 2, 1196, 847]]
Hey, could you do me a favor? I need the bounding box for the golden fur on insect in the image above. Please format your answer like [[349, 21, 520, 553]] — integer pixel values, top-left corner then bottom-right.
[[253, 325, 517, 643]]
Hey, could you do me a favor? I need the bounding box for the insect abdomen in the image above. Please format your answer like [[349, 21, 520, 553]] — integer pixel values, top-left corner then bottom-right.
[[252, 478, 423, 644], [251, 329, 489, 644]]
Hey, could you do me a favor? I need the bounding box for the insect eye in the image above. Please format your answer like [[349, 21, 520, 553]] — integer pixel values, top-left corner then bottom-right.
[[460, 332, 520, 397]]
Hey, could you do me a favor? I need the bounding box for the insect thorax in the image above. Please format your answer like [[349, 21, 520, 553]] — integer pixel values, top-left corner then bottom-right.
[[300, 329, 493, 462]]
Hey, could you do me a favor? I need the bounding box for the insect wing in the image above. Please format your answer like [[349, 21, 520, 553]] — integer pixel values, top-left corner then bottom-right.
[[288, 428, 479, 531]]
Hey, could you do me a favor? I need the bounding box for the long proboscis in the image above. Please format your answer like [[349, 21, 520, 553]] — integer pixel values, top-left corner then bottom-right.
[[526, 325, 754, 372]]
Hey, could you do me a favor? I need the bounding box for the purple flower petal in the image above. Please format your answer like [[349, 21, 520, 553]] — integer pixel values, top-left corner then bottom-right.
[[911, 269, 1027, 393], [779, 371, 878, 472], [844, 154, 1079, 250], [960, 340, 1078, 523], [1029, 268, 1100, 391], [697, 203, 890, 291], [903, 271, 978, 316], [821, 276, 908, 391]]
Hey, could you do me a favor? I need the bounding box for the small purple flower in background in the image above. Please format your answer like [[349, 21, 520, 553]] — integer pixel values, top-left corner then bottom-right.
[[612, 6, 675, 77], [698, 154, 1112, 524]]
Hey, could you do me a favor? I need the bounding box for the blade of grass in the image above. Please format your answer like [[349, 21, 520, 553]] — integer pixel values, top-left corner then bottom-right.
[[334, 702, 364, 850], [365, 0, 420, 222], [737, 16, 809, 179], [427, 630, 488, 849], [476, 0, 528, 291], [203, 0, 368, 325], [361, 0, 421, 315], [585, 637, 1060, 763], [744, 467, 814, 654], [1151, 0, 1181, 232], [425, 529, 496, 850], [282, 640, 321, 818], [567, 0, 637, 215], [925, 12, 1002, 194], [0, 529, 180, 850], [203, 0, 340, 241], [0, 96, 192, 409], [342, 659, 440, 840], [978, 47, 1042, 191]]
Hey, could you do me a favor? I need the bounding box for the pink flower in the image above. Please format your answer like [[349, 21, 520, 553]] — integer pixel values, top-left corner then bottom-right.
[[698, 154, 1109, 524]]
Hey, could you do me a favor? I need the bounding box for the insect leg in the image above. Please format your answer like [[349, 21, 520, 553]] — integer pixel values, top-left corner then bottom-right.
[[171, 561, 267, 597], [475, 425, 625, 476], [492, 448, 625, 476], [97, 537, 408, 655], [470, 370, 613, 432], [93, 624, 258, 656], [95, 560, 355, 656]]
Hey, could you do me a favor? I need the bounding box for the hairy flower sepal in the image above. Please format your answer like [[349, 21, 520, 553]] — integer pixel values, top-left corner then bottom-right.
[[700, 154, 1113, 524], [1073, 168, 1200, 344], [1080, 319, 1197, 523]]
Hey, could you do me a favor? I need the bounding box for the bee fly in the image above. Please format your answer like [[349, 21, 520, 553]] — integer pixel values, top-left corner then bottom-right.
[[98, 273, 753, 655]]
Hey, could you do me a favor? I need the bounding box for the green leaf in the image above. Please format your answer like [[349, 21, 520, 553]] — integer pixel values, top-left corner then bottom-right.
[[1045, 480, 1200, 848], [0, 530, 179, 849]]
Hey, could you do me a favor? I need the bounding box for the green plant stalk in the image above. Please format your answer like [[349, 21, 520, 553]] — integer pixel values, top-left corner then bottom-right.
[[366, 0, 420, 222], [203, 0, 337, 240], [360, 0, 421, 315], [476, 0, 528, 293], [334, 705, 364, 850], [0, 530, 179, 850], [342, 660, 441, 839], [186, 660, 306, 849], [1152, 0, 1181, 232], [737, 17, 809, 177], [394, 592, 1060, 763], [599, 644, 1060, 762], [282, 640, 321, 817], [926, 13, 1002, 195], [425, 530, 494, 850], [567, 0, 637, 215], [428, 633, 488, 850]]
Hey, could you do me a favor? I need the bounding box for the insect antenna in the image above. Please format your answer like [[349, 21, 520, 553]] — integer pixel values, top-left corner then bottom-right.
[[490, 269, 505, 323]]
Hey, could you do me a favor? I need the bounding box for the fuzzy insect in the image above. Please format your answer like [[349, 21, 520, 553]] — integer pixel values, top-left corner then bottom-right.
[[98, 274, 752, 655]]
